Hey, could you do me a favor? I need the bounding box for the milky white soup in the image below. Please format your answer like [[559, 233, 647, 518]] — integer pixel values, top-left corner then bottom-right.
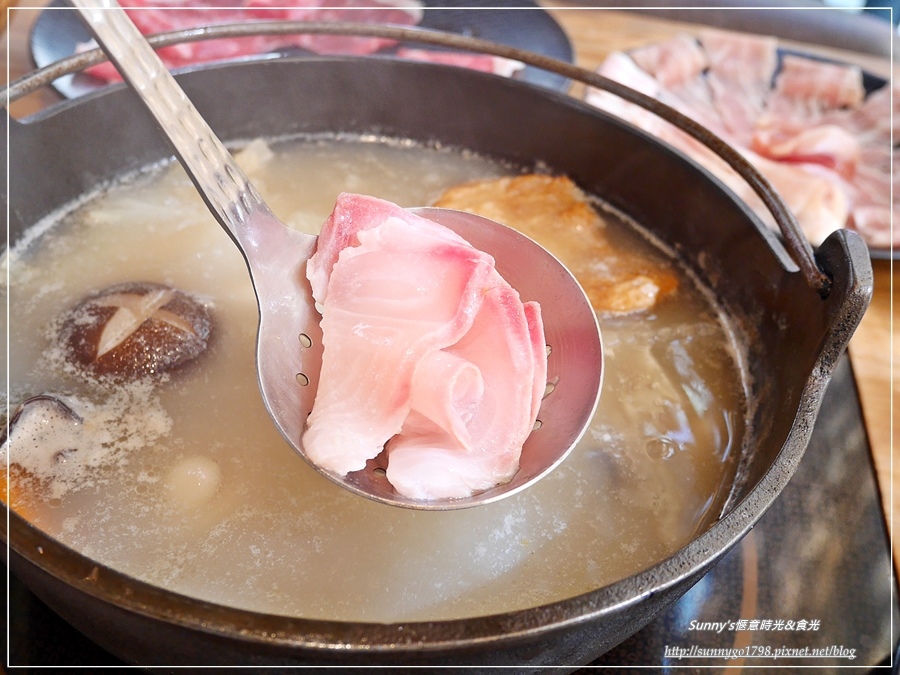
[[4, 136, 746, 622]]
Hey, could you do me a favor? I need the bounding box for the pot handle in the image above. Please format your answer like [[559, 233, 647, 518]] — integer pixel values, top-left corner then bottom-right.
[[816, 228, 874, 364], [0, 21, 841, 296]]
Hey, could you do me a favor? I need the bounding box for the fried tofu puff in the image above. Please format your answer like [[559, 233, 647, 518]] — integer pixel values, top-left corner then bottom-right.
[[433, 175, 678, 314]]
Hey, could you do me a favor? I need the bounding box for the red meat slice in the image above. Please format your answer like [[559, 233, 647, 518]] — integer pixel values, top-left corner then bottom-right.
[[82, 0, 423, 81], [701, 28, 778, 145]]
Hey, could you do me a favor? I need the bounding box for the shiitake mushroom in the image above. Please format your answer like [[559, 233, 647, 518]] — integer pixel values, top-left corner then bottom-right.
[[56, 281, 212, 380]]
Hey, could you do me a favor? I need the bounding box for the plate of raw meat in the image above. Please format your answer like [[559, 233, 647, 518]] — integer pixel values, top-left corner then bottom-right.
[[29, 0, 573, 100], [584, 29, 895, 257]]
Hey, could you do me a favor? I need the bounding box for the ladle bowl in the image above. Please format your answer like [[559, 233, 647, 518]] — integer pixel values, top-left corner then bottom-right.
[[73, 0, 604, 509]]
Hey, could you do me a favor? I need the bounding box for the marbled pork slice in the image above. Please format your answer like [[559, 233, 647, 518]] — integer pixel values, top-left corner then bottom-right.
[[82, 0, 423, 81], [700, 28, 777, 144], [303, 195, 496, 476], [762, 55, 865, 127], [629, 34, 708, 89], [751, 124, 861, 178]]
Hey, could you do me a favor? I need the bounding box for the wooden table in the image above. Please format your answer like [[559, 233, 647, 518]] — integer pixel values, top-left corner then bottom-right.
[[2, 5, 895, 566]]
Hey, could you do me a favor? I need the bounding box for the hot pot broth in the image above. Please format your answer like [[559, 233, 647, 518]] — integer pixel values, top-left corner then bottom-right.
[[4, 136, 746, 622]]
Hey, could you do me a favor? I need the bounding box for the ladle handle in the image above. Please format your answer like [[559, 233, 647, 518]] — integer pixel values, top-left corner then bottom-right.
[[70, 0, 271, 245]]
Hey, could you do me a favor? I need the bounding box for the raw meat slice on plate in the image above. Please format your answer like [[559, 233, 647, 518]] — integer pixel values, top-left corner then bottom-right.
[[585, 27, 896, 249], [80, 0, 423, 81]]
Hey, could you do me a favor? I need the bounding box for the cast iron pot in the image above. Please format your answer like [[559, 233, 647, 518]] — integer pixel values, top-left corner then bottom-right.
[[2, 30, 873, 670]]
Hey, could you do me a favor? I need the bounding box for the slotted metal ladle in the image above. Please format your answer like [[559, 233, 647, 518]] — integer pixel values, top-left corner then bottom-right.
[[72, 0, 603, 510]]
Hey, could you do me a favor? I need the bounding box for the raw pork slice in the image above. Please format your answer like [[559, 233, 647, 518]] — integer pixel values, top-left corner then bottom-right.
[[700, 28, 777, 144], [586, 28, 895, 249], [629, 33, 708, 89], [303, 193, 546, 500], [81, 0, 423, 82]]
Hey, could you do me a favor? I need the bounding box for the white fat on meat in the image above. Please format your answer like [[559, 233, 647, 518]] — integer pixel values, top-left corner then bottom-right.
[[768, 55, 866, 115], [751, 124, 861, 178], [587, 52, 667, 137], [700, 28, 777, 144], [825, 81, 896, 142], [629, 34, 708, 89], [304, 193, 546, 499]]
